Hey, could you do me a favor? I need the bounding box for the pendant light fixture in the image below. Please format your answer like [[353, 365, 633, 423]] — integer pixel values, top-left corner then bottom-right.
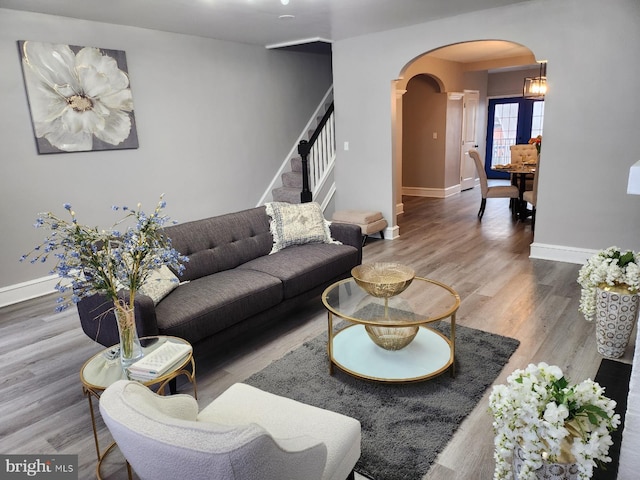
[[523, 61, 547, 99]]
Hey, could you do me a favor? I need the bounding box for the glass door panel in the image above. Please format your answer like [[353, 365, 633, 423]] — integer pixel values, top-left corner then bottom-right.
[[492, 102, 519, 167], [486, 97, 544, 178], [531, 101, 544, 138]]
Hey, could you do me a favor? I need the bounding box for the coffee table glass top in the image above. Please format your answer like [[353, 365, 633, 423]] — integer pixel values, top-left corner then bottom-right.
[[323, 276, 460, 326]]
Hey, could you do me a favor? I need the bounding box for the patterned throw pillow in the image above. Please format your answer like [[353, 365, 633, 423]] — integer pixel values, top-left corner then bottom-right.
[[138, 265, 180, 305], [265, 202, 340, 254]]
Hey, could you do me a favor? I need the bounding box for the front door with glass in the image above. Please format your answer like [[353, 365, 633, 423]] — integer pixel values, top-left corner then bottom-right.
[[485, 97, 544, 178]]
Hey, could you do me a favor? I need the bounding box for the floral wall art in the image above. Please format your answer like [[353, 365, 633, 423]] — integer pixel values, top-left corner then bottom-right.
[[18, 40, 139, 154]]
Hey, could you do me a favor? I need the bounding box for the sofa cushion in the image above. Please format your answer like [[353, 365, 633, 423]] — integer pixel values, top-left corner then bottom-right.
[[139, 266, 180, 305], [265, 202, 339, 254], [154, 269, 283, 344], [238, 243, 359, 299], [164, 207, 273, 282]]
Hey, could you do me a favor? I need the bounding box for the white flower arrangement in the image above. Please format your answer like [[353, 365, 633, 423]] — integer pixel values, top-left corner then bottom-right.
[[489, 362, 620, 480], [577, 246, 640, 321]]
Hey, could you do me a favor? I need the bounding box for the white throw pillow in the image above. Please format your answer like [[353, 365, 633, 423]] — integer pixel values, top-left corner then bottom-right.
[[139, 266, 179, 305], [265, 202, 340, 254]]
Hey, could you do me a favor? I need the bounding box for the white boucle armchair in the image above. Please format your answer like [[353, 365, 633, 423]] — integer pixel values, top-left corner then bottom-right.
[[99, 380, 361, 480]]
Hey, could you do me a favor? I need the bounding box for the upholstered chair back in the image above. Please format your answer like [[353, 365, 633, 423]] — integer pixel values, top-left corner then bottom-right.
[[99, 380, 327, 480], [531, 163, 540, 204], [509, 144, 537, 164], [469, 149, 489, 197]]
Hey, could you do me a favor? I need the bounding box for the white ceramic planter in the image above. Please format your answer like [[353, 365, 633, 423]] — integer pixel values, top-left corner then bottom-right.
[[512, 446, 579, 480], [595, 284, 639, 359]]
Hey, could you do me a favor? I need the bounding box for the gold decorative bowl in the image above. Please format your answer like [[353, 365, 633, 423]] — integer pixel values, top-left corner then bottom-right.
[[351, 262, 415, 298], [365, 325, 419, 350]]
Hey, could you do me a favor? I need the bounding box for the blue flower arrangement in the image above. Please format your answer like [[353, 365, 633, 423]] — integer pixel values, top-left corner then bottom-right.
[[21, 195, 188, 312]]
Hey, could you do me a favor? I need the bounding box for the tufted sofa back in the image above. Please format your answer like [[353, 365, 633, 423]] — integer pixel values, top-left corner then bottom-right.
[[164, 206, 273, 282]]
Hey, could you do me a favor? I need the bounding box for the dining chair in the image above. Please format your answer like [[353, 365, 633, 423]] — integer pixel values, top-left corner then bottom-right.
[[522, 160, 540, 231], [509, 144, 538, 165], [510, 144, 537, 190], [469, 149, 520, 220]]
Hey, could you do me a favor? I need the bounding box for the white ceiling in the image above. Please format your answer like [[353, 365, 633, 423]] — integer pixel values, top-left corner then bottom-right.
[[0, 0, 534, 50]]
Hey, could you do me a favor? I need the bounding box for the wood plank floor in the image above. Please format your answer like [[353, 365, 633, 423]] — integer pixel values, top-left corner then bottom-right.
[[0, 189, 634, 480]]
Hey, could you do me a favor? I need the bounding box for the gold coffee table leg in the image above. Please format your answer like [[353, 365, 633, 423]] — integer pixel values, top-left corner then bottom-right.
[[327, 312, 334, 375], [450, 313, 456, 378]]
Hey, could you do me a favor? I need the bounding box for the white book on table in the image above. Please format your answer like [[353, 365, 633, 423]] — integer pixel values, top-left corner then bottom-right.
[[127, 341, 192, 379]]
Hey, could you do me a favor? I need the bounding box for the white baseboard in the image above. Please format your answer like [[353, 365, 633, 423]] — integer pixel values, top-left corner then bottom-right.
[[386, 224, 400, 240], [402, 185, 461, 198], [529, 242, 595, 265], [0, 275, 58, 308]]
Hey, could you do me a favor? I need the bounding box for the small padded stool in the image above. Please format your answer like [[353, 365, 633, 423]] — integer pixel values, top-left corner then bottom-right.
[[332, 210, 387, 246]]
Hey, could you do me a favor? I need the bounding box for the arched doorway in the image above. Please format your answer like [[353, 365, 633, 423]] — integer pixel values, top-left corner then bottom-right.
[[392, 40, 543, 227]]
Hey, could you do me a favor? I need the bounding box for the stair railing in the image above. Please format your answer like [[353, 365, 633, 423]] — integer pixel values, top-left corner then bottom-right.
[[297, 102, 335, 203], [257, 86, 333, 208]]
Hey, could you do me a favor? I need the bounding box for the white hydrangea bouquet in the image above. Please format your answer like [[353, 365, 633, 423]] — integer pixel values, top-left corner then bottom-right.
[[489, 362, 620, 480], [577, 246, 640, 321]]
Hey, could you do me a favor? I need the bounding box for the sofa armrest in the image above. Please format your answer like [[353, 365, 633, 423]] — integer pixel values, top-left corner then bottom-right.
[[329, 222, 363, 265], [77, 292, 160, 347]]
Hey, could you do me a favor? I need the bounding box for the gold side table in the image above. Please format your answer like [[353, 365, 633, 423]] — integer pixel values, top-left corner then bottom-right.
[[80, 336, 197, 480]]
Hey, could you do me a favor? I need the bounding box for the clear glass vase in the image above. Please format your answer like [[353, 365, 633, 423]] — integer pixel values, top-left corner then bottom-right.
[[113, 303, 144, 368]]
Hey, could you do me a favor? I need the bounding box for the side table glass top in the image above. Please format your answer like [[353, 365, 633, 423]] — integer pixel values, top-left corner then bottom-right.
[[80, 336, 192, 391]]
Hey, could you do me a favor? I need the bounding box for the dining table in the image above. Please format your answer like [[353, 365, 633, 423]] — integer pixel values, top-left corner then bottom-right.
[[491, 163, 536, 220]]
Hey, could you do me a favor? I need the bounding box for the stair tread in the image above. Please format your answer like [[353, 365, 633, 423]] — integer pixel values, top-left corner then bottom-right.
[[282, 171, 303, 188], [272, 186, 302, 204], [273, 186, 300, 193], [290, 157, 303, 172]]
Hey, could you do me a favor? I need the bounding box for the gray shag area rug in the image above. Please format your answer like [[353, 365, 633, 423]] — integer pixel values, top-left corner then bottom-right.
[[244, 322, 519, 480]]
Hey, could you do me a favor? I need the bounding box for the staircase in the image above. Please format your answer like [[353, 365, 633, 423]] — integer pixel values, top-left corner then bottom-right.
[[259, 86, 335, 208], [272, 157, 305, 204]]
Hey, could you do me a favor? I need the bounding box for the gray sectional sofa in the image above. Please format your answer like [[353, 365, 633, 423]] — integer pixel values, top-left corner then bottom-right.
[[77, 205, 362, 350]]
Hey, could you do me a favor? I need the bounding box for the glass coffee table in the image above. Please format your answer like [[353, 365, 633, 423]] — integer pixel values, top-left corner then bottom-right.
[[322, 277, 460, 383]]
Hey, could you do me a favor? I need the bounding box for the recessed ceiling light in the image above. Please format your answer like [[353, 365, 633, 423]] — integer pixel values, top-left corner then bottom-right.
[[281, 0, 290, 5], [279, 14, 295, 20]]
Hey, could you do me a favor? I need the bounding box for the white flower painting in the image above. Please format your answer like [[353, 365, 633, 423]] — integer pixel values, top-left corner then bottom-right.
[[19, 41, 139, 154]]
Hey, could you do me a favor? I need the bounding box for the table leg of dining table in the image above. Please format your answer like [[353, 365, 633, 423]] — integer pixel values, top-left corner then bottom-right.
[[516, 172, 533, 220]]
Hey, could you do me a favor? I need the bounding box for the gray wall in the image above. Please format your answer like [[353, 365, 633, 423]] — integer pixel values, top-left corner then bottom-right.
[[402, 75, 446, 189], [488, 67, 541, 98], [332, 0, 640, 261], [0, 8, 332, 292]]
